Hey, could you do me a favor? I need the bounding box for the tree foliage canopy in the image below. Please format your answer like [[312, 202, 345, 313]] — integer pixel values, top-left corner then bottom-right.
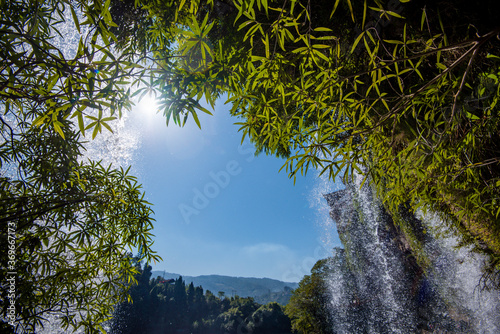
[[1, 0, 160, 332], [285, 258, 335, 334]]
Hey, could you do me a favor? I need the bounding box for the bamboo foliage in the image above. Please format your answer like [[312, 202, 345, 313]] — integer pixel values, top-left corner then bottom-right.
[[1, 1, 161, 332]]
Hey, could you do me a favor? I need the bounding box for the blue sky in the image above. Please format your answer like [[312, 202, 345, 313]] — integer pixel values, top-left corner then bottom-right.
[[125, 96, 343, 282]]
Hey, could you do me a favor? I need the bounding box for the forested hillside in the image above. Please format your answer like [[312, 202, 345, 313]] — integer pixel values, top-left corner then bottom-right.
[[111, 263, 293, 334], [151, 271, 298, 304]]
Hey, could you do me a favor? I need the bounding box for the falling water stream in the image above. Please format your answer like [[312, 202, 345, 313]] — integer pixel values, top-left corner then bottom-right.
[[419, 212, 500, 333], [324, 173, 416, 333], [323, 173, 500, 333]]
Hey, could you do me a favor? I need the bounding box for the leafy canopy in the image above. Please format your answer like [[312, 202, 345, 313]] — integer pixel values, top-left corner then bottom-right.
[[1, 0, 161, 332]]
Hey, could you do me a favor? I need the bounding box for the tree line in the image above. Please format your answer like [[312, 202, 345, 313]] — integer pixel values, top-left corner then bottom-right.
[[110, 261, 293, 334]]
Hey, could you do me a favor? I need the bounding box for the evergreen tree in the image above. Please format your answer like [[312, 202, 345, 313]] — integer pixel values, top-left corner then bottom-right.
[[110, 273, 293, 334]]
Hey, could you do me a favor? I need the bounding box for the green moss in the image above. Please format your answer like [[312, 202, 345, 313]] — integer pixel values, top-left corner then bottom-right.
[[389, 206, 432, 273]]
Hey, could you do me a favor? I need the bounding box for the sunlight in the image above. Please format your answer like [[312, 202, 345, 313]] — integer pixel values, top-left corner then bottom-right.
[[130, 92, 204, 159], [136, 93, 159, 118], [131, 92, 166, 136]]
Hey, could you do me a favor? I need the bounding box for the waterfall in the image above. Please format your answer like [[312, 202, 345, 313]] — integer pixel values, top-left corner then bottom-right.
[[324, 174, 416, 333], [419, 212, 500, 333], [323, 174, 500, 333]]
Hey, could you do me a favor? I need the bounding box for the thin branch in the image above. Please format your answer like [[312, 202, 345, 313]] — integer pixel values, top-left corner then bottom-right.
[[450, 43, 479, 122]]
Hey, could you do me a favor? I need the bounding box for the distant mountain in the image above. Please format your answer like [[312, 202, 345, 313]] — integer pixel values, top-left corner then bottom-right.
[[151, 271, 298, 304]]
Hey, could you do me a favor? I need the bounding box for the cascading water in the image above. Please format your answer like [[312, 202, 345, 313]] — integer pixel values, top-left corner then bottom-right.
[[323, 173, 500, 333], [418, 212, 500, 333], [53, 7, 141, 169], [324, 173, 416, 333]]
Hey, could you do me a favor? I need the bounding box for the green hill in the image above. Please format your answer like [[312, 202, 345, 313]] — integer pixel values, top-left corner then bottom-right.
[[151, 271, 298, 304]]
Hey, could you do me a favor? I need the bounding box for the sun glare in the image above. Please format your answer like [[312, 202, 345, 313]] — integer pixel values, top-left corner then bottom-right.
[[133, 93, 166, 134], [137, 94, 159, 117]]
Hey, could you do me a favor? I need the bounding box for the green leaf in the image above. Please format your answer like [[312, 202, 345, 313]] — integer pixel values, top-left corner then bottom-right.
[[314, 27, 333, 32], [351, 31, 365, 54], [384, 40, 404, 45], [191, 111, 201, 129], [92, 123, 100, 139], [178, 0, 187, 12], [421, 7, 427, 31], [346, 0, 354, 22], [70, 6, 81, 33], [486, 53, 500, 60], [312, 44, 331, 49], [261, 0, 268, 16], [77, 111, 85, 136], [466, 112, 480, 120], [265, 33, 270, 58], [386, 11, 404, 19], [101, 121, 113, 133], [53, 121, 65, 139], [33, 115, 47, 127], [330, 0, 341, 19]]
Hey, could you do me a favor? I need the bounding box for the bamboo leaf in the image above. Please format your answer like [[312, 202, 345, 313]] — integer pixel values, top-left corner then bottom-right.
[[351, 31, 365, 54], [53, 121, 65, 139], [192, 110, 201, 129], [330, 0, 341, 19], [314, 27, 333, 32], [346, 0, 355, 22], [70, 6, 81, 33]]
